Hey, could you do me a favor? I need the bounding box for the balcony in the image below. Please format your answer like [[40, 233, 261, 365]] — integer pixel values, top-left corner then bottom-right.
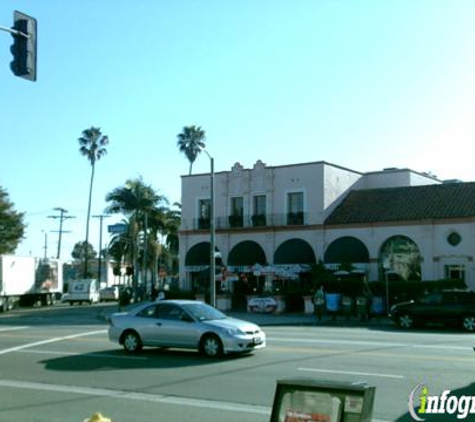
[[191, 212, 308, 230]]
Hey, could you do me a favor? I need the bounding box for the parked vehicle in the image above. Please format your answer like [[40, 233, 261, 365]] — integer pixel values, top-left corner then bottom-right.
[[63, 279, 100, 305], [99, 286, 119, 302], [108, 299, 266, 357], [389, 289, 475, 331], [0, 255, 63, 312]]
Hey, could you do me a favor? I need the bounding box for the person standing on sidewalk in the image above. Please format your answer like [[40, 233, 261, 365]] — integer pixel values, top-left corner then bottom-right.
[[313, 285, 325, 321]]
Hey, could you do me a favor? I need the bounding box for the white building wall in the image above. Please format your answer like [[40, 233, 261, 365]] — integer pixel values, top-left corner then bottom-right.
[[179, 160, 473, 291]]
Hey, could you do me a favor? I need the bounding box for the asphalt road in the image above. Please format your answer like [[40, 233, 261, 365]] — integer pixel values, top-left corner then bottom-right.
[[1, 304, 475, 422]]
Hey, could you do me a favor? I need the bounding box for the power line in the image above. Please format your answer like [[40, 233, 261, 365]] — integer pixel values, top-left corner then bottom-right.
[[48, 207, 76, 259]]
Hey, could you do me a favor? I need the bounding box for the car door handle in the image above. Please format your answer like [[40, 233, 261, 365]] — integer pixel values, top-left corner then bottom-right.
[[156, 322, 162, 326]]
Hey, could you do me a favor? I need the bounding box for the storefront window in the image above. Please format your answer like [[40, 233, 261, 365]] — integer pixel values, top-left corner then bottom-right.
[[444, 264, 465, 281]]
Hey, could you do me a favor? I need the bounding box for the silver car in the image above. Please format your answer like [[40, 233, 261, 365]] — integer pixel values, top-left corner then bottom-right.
[[108, 300, 266, 357]]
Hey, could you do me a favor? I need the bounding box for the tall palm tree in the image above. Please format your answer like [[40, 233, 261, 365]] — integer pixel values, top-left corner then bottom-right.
[[177, 125, 206, 175], [78, 126, 109, 277], [105, 177, 168, 291]]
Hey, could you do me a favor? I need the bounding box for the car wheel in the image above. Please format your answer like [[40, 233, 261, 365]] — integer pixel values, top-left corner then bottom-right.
[[462, 316, 475, 332], [200, 334, 223, 358], [122, 331, 142, 353], [397, 313, 414, 329]]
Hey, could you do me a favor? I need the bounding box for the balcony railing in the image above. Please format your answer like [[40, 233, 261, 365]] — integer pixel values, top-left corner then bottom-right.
[[191, 212, 309, 230]]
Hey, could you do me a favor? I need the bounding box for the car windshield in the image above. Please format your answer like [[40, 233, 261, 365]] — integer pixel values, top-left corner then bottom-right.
[[182, 303, 227, 321]]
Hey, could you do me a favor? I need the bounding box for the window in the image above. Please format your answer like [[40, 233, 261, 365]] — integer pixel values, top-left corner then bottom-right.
[[287, 192, 304, 225], [444, 264, 465, 281], [137, 305, 157, 318], [156, 304, 184, 320], [447, 232, 462, 246], [229, 197, 243, 227], [198, 199, 210, 229], [252, 195, 266, 226]]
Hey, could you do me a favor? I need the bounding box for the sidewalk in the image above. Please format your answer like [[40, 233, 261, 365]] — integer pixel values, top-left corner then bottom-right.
[[102, 302, 393, 328], [227, 311, 394, 328]]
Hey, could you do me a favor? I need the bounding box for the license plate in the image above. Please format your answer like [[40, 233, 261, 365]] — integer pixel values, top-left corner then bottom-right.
[[253, 337, 262, 345]]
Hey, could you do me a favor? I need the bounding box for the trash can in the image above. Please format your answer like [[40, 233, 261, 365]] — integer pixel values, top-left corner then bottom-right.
[[341, 295, 354, 319], [356, 295, 368, 321], [270, 377, 376, 422]]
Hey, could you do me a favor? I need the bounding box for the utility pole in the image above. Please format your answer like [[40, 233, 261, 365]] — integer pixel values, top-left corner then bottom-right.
[[41, 230, 48, 259], [48, 207, 75, 259], [93, 214, 110, 285]]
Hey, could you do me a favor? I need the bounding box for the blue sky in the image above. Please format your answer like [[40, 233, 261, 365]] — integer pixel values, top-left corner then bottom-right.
[[1, 1, 475, 260]]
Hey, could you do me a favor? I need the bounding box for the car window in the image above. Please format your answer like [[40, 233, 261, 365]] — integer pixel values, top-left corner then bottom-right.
[[156, 304, 184, 321], [136, 305, 157, 318], [182, 303, 227, 321], [421, 293, 442, 305], [442, 292, 459, 304], [453, 292, 475, 304]]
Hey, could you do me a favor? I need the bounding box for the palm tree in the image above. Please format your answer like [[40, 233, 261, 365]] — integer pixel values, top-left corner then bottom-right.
[[78, 126, 109, 277], [105, 177, 168, 291], [177, 125, 206, 175]]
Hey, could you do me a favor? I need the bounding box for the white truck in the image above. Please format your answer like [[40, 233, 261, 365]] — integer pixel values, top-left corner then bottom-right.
[[63, 278, 100, 305], [0, 255, 63, 312]]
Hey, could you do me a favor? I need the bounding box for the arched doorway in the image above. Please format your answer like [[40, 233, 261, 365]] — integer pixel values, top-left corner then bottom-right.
[[228, 241, 267, 308], [274, 239, 316, 304], [324, 236, 370, 266], [185, 242, 221, 293], [379, 235, 422, 281]]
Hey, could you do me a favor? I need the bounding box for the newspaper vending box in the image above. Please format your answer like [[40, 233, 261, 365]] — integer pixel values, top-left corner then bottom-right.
[[270, 378, 376, 422]]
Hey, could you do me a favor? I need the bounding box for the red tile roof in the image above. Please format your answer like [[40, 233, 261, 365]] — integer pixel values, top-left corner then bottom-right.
[[325, 182, 475, 225]]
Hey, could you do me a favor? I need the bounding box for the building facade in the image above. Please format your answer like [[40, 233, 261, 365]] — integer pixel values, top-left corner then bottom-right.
[[179, 160, 475, 294]]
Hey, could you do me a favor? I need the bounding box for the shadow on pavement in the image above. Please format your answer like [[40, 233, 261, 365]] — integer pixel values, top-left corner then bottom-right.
[[40, 347, 251, 372]]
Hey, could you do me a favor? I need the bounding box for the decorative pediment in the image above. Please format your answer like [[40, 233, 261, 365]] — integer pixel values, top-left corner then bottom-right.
[[253, 160, 266, 171], [231, 162, 244, 173]]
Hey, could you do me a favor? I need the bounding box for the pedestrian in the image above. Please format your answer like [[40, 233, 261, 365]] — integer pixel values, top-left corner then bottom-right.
[[156, 289, 165, 301], [313, 285, 325, 321], [83, 412, 112, 422]]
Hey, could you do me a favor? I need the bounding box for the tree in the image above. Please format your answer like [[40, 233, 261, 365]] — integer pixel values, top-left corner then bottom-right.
[[78, 127, 109, 277], [71, 241, 97, 278], [0, 184, 25, 254], [105, 178, 168, 290], [177, 125, 206, 175]]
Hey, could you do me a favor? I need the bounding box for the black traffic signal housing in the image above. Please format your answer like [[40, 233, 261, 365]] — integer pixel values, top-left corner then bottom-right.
[[10, 10, 37, 81]]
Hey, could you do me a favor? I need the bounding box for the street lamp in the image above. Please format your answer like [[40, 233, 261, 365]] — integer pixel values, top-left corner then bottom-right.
[[201, 148, 216, 308]]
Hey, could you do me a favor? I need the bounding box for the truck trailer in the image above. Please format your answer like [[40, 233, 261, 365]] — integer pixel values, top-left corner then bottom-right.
[[0, 255, 63, 312]]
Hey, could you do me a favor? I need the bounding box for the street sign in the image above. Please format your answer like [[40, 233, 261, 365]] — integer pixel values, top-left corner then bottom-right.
[[107, 223, 127, 234]]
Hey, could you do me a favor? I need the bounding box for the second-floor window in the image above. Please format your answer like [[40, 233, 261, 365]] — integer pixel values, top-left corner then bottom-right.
[[198, 199, 210, 229], [287, 192, 304, 225], [229, 197, 243, 227], [252, 195, 266, 226]]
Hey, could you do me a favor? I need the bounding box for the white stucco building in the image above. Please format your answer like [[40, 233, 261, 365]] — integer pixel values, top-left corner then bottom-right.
[[179, 160, 475, 294]]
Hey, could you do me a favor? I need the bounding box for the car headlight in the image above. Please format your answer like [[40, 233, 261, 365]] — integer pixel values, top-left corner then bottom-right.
[[226, 327, 245, 336]]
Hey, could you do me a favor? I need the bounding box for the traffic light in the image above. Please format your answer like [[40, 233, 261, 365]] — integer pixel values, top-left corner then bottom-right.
[[10, 10, 37, 81]]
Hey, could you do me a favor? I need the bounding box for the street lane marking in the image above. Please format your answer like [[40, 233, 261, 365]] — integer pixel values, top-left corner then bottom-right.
[[268, 337, 473, 351], [298, 367, 404, 379], [268, 345, 475, 362], [0, 379, 391, 422], [414, 345, 470, 351], [0, 329, 106, 356], [268, 337, 406, 347], [0, 379, 270, 415], [0, 326, 29, 332]]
